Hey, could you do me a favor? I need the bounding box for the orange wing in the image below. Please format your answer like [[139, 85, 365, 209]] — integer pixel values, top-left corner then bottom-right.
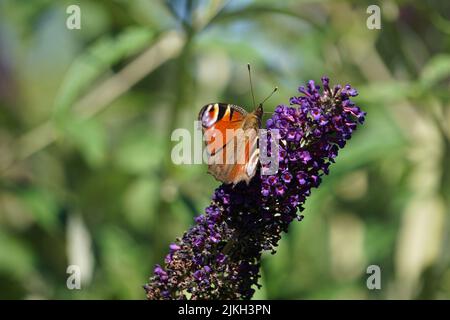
[[207, 129, 259, 185], [199, 103, 247, 156], [199, 103, 260, 185]]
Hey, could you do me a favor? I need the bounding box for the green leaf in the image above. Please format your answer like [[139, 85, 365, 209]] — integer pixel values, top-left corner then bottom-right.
[[53, 27, 154, 117], [98, 227, 148, 299], [113, 126, 163, 174], [0, 231, 34, 279], [420, 54, 450, 87], [122, 178, 159, 231], [64, 117, 106, 168], [358, 82, 414, 104], [18, 188, 59, 231], [329, 103, 407, 176]]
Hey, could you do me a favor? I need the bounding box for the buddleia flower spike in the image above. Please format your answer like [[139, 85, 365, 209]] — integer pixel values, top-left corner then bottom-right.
[[145, 76, 366, 300]]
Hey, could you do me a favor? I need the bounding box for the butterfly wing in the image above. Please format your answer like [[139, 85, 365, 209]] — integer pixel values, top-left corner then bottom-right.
[[199, 103, 247, 156], [207, 128, 259, 185], [199, 103, 260, 185]]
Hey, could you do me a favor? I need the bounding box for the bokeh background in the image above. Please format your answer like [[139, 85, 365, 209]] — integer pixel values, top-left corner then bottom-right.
[[1, 0, 450, 299]]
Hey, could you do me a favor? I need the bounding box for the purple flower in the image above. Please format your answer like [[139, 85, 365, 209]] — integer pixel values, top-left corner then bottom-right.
[[145, 77, 366, 300], [286, 129, 297, 141], [169, 243, 181, 251], [310, 108, 321, 120], [297, 172, 307, 185], [216, 253, 227, 264], [298, 151, 312, 163], [281, 171, 293, 184], [153, 265, 168, 282], [267, 175, 278, 186], [261, 183, 270, 197], [275, 184, 286, 196]]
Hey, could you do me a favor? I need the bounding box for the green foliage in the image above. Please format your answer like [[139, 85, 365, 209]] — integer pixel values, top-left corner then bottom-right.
[[53, 26, 154, 117]]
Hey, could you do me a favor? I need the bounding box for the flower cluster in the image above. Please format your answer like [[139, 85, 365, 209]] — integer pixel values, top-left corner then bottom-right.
[[144, 77, 366, 300]]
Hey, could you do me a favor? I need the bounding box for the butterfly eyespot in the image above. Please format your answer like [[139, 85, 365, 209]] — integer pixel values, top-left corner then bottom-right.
[[201, 104, 220, 128]]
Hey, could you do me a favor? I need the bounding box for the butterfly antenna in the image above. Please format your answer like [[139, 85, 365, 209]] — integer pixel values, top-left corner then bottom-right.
[[247, 63, 257, 110], [261, 86, 278, 105]]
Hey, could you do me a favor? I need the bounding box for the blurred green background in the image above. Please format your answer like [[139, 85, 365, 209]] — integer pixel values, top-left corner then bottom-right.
[[0, 0, 450, 299]]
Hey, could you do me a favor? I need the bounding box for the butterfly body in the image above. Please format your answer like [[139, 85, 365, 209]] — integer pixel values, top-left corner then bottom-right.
[[199, 103, 262, 185]]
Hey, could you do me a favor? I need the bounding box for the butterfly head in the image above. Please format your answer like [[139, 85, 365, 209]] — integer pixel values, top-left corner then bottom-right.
[[254, 103, 264, 119], [252, 86, 277, 119]]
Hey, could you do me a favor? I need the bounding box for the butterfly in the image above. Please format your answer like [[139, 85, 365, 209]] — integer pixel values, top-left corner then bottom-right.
[[198, 65, 277, 186], [198, 102, 262, 185]]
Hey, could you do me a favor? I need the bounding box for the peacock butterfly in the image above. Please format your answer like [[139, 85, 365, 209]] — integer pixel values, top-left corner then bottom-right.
[[198, 65, 277, 185]]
